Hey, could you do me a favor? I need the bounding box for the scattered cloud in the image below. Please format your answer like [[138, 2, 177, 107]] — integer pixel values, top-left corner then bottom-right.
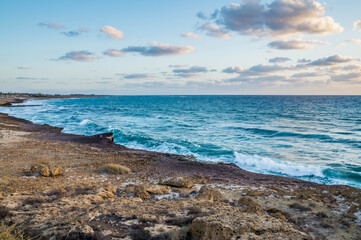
[[169, 65, 188, 68], [269, 57, 291, 63], [181, 32, 202, 39], [222, 66, 245, 74], [103, 49, 124, 57], [61, 30, 81, 37], [16, 77, 47, 80], [298, 58, 311, 63], [331, 72, 361, 83], [203, 0, 343, 38], [347, 38, 361, 45], [57, 51, 101, 62], [38, 22, 64, 29], [17, 66, 29, 70], [123, 74, 152, 79], [199, 23, 232, 39], [61, 28, 88, 37], [353, 20, 361, 31], [268, 39, 328, 50], [122, 42, 195, 56], [100, 26, 124, 39], [173, 66, 213, 78], [308, 55, 358, 66]]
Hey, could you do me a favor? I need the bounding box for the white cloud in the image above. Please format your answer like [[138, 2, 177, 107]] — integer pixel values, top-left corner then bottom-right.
[[268, 39, 328, 50], [38, 22, 64, 29], [173, 66, 212, 78], [122, 42, 195, 56], [123, 74, 152, 79], [200, 23, 233, 39], [308, 55, 358, 66], [103, 49, 124, 57], [101, 26, 124, 39], [203, 0, 343, 38], [269, 57, 291, 63], [353, 20, 361, 31], [181, 32, 202, 39], [57, 51, 101, 62]]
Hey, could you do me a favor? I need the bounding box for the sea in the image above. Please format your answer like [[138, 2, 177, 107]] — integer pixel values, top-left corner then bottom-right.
[[1, 95, 361, 188]]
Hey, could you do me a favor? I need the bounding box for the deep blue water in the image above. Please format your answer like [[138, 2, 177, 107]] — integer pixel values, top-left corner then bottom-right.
[[2, 96, 361, 188]]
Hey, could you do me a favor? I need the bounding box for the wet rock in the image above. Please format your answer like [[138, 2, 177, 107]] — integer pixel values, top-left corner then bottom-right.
[[238, 197, 263, 214], [125, 184, 150, 200], [67, 224, 94, 239], [189, 212, 312, 240], [146, 185, 171, 195], [196, 186, 223, 202], [159, 176, 194, 188], [30, 164, 63, 177]]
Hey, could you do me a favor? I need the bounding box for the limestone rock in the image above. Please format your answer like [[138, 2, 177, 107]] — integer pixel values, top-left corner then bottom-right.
[[196, 186, 223, 202], [125, 184, 150, 200], [145, 224, 186, 240], [146, 185, 171, 195], [238, 197, 263, 214], [189, 212, 313, 240], [159, 176, 193, 188], [30, 164, 63, 177], [97, 185, 116, 199]]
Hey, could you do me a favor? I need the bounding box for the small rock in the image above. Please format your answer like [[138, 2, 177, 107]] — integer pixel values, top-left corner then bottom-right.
[[196, 186, 223, 202], [125, 185, 150, 200], [238, 197, 263, 214], [342, 212, 357, 220], [96, 185, 116, 199], [146, 185, 171, 195], [30, 164, 63, 177], [159, 176, 194, 188]]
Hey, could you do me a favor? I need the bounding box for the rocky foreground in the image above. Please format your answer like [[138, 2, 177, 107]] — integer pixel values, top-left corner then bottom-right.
[[0, 105, 361, 239]]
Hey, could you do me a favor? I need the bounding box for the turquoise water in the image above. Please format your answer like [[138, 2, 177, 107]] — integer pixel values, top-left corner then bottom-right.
[[2, 96, 361, 188]]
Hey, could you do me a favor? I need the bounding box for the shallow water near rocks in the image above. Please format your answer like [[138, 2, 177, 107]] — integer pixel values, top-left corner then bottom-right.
[[2, 95, 361, 188]]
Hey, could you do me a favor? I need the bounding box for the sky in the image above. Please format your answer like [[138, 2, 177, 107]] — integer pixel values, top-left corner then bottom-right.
[[1, 0, 361, 95]]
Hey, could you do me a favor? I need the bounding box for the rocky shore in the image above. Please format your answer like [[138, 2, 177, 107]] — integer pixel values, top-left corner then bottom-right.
[[0, 96, 361, 239]]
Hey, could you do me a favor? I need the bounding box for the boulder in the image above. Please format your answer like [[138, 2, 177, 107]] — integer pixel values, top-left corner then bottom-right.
[[238, 197, 263, 214], [189, 212, 313, 240], [196, 186, 223, 202], [159, 176, 193, 188], [125, 185, 150, 200], [146, 185, 171, 195], [30, 164, 63, 177]]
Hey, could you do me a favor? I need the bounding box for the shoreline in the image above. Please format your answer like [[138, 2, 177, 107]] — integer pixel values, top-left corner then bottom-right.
[[0, 94, 361, 239]]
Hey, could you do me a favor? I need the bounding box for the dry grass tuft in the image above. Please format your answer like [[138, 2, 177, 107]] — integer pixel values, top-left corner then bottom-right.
[[0, 223, 31, 240], [102, 164, 130, 175]]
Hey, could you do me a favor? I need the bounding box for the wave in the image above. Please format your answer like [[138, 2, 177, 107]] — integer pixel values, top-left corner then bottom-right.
[[79, 119, 93, 125], [233, 152, 325, 177]]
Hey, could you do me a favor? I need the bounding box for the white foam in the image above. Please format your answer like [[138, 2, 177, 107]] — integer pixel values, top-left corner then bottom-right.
[[234, 152, 325, 177], [79, 119, 92, 125]]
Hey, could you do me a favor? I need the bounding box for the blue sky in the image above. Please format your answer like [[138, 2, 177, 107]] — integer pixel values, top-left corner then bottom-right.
[[1, 0, 361, 95]]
